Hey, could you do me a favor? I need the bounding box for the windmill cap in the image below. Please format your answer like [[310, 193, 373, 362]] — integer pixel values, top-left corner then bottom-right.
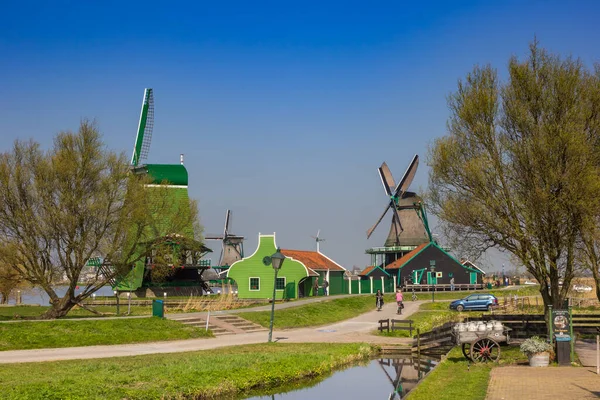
[[144, 164, 188, 186]]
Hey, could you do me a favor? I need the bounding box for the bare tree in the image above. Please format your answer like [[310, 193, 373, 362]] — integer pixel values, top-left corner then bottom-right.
[[0, 260, 22, 304], [0, 121, 200, 318], [428, 42, 600, 311]]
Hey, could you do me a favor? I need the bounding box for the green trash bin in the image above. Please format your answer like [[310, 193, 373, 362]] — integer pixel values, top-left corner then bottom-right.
[[152, 299, 164, 318], [487, 282, 493, 289]]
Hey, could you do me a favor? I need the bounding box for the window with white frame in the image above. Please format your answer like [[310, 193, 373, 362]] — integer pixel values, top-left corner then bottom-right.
[[249, 277, 260, 291]]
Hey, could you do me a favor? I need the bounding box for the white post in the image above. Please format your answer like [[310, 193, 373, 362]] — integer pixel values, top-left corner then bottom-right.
[[592, 335, 600, 375], [370, 276, 374, 294], [348, 279, 352, 294], [326, 270, 330, 296], [206, 311, 210, 331], [359, 280, 362, 294], [381, 277, 385, 294], [127, 292, 132, 315]]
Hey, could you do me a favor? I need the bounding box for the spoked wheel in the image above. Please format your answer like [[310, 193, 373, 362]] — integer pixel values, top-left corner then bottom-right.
[[462, 342, 471, 359], [469, 338, 501, 363]]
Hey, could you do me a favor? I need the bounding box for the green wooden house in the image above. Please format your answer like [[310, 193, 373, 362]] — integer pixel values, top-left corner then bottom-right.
[[385, 242, 485, 289], [226, 233, 347, 299]]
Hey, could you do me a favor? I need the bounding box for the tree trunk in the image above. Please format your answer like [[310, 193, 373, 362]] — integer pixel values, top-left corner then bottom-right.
[[0, 292, 7, 304], [41, 297, 77, 319]]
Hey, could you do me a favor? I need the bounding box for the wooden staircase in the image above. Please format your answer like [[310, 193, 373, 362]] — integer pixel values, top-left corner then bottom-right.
[[174, 314, 267, 336]]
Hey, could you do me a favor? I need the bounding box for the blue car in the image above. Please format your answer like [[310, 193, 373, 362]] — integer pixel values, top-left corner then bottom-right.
[[449, 294, 498, 312]]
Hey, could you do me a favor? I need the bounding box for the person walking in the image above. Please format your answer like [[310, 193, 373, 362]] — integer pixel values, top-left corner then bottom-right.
[[375, 289, 384, 311], [450, 277, 455, 291], [313, 279, 319, 296], [322, 280, 329, 296], [396, 288, 404, 314]]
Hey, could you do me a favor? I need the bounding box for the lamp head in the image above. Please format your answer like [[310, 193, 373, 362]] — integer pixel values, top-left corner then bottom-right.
[[271, 248, 286, 270]]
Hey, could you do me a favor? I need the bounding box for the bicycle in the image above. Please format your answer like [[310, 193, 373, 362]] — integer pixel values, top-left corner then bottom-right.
[[411, 290, 417, 302], [397, 301, 403, 315]]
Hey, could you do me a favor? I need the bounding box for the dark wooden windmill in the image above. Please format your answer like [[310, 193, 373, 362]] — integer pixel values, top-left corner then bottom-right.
[[365, 155, 429, 267], [206, 210, 245, 268]]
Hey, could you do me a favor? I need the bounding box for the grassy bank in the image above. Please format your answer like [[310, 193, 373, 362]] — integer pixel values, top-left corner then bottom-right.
[[408, 345, 527, 400], [0, 318, 212, 351], [238, 295, 392, 329], [0, 343, 376, 400], [0, 305, 152, 320]]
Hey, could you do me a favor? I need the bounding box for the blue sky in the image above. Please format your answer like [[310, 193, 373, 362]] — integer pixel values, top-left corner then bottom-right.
[[1, 0, 599, 272]]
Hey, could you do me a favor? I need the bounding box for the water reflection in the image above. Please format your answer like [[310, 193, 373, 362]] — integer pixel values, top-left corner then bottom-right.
[[7, 286, 115, 306], [244, 354, 440, 400]]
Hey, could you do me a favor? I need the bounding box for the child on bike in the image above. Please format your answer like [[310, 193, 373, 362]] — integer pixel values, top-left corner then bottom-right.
[[375, 289, 384, 311], [396, 288, 404, 314]]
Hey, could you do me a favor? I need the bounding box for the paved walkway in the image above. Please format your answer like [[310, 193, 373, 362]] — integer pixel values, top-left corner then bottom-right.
[[0, 297, 420, 364], [486, 366, 600, 399], [577, 339, 599, 368]]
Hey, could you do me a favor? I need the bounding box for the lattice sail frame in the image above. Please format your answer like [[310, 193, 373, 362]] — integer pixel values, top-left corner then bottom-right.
[[131, 88, 154, 166]]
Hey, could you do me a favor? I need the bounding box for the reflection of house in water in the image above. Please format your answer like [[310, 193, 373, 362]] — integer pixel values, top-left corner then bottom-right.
[[378, 356, 439, 399]]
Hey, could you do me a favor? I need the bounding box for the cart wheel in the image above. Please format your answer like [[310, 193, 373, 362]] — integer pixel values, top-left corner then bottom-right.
[[469, 338, 501, 363], [462, 343, 471, 359]]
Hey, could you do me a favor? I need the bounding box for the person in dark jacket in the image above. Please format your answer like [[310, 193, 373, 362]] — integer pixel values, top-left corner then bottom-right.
[[376, 289, 384, 311]]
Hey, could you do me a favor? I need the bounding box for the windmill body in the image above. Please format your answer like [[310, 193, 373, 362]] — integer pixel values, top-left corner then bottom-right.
[[365, 155, 429, 269]]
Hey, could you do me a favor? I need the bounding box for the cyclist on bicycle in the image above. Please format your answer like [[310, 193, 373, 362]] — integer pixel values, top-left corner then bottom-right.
[[396, 288, 404, 314], [375, 289, 384, 311]]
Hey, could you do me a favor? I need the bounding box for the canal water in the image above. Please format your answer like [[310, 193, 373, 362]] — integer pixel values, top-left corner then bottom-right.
[[7, 286, 115, 306], [244, 356, 439, 400]]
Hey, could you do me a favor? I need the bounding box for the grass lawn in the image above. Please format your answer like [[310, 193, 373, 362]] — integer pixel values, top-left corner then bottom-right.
[[237, 294, 394, 329], [0, 343, 376, 400], [408, 345, 528, 400], [0, 317, 212, 351], [0, 305, 152, 320]]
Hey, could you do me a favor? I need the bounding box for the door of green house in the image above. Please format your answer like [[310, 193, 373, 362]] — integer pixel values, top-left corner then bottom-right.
[[427, 272, 437, 285], [413, 269, 426, 285], [351, 280, 359, 294], [470, 272, 478, 285], [385, 278, 395, 292], [285, 282, 296, 299]]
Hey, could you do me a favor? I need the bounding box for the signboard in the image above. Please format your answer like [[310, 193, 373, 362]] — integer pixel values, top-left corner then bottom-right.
[[552, 309, 570, 337]]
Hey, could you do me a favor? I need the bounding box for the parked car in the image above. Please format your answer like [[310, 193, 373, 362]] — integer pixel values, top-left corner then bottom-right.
[[449, 294, 499, 312]]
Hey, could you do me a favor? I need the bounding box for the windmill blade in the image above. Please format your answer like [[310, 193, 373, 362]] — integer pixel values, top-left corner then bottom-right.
[[379, 162, 396, 195], [366, 202, 393, 239], [223, 210, 231, 237], [391, 204, 404, 236], [218, 242, 224, 266], [393, 154, 419, 197], [131, 88, 154, 166], [378, 163, 394, 196], [317, 229, 320, 239]]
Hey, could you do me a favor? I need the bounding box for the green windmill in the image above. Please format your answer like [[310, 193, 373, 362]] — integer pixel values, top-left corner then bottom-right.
[[112, 88, 213, 296]]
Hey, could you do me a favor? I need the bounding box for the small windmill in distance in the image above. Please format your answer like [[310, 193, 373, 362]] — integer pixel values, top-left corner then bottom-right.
[[311, 230, 325, 253]]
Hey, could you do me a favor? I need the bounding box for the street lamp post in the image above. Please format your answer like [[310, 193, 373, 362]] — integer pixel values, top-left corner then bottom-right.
[[429, 261, 436, 303], [268, 248, 286, 343]]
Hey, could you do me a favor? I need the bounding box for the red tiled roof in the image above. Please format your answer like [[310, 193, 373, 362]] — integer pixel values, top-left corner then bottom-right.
[[359, 266, 376, 276], [385, 243, 430, 270], [281, 249, 345, 272]]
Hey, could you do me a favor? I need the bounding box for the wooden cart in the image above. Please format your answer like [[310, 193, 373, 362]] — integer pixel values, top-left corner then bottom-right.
[[453, 326, 510, 363]]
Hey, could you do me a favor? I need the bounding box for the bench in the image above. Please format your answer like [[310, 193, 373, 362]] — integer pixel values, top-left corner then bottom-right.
[[378, 319, 414, 336]]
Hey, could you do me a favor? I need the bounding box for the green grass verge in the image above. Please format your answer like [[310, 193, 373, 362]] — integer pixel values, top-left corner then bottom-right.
[[408, 345, 527, 400], [0, 317, 212, 351], [237, 295, 393, 329], [0, 343, 376, 400], [0, 305, 152, 320]]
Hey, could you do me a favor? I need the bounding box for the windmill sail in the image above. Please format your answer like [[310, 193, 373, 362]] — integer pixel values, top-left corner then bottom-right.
[[131, 88, 154, 166]]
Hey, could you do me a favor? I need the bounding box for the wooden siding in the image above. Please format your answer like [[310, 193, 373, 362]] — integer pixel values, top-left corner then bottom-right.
[[394, 244, 482, 286], [227, 235, 309, 299]]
